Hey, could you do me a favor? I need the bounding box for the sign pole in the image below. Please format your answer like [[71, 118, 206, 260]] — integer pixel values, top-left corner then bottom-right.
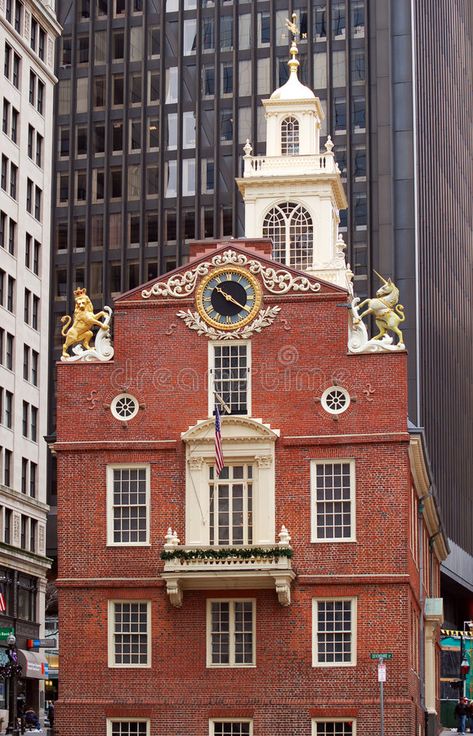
[[380, 675, 384, 736], [370, 653, 391, 736]]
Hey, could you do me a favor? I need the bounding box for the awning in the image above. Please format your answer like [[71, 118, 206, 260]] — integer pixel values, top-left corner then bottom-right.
[[17, 650, 48, 680]]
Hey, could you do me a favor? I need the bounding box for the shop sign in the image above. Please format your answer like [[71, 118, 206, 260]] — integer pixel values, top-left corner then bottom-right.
[[27, 639, 57, 649]]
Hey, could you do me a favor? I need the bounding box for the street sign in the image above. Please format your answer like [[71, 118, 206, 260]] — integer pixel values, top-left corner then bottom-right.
[[26, 638, 57, 649], [0, 627, 14, 640], [378, 662, 387, 682], [370, 653, 393, 660]]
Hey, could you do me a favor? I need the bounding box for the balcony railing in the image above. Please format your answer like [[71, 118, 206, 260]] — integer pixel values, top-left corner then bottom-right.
[[161, 527, 295, 608], [243, 153, 339, 178]]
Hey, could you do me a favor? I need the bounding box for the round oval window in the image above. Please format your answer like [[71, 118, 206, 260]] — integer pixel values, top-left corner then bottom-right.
[[321, 386, 350, 415], [111, 394, 139, 421]]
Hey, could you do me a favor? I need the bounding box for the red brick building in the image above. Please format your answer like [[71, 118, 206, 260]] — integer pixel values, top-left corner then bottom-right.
[[54, 46, 448, 736], [54, 235, 448, 736]]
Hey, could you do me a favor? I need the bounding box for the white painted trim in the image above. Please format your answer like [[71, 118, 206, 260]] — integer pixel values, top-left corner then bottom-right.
[[110, 393, 139, 422], [107, 600, 151, 669], [310, 459, 356, 543], [312, 597, 357, 667], [320, 386, 351, 415], [312, 718, 357, 735], [106, 718, 150, 736], [106, 464, 150, 547], [209, 719, 253, 736], [206, 598, 256, 668], [208, 339, 252, 418], [284, 432, 407, 439]]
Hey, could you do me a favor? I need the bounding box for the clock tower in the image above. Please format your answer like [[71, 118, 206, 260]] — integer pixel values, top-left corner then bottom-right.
[[236, 37, 349, 289]]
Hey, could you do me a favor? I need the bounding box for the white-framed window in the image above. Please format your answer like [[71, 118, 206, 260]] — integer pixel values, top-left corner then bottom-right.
[[106, 719, 150, 736], [310, 460, 355, 542], [312, 719, 356, 735], [313, 598, 357, 667], [281, 116, 299, 155], [207, 599, 255, 667], [210, 720, 253, 736], [262, 202, 313, 270], [108, 600, 151, 667], [183, 417, 277, 547], [111, 394, 140, 422], [209, 464, 253, 545], [106, 466, 150, 546], [321, 386, 350, 415], [209, 341, 251, 416]]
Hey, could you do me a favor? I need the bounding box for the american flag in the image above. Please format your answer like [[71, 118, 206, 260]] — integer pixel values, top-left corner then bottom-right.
[[214, 404, 225, 476], [0, 587, 6, 614]]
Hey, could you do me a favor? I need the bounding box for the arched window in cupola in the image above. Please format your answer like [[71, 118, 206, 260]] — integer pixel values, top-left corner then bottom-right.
[[262, 202, 313, 270], [281, 116, 300, 155]]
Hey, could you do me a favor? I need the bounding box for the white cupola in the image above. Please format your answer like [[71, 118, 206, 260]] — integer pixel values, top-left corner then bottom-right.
[[236, 34, 349, 289]]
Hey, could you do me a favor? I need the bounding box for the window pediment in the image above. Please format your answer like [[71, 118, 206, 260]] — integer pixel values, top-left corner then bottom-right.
[[181, 416, 280, 445]]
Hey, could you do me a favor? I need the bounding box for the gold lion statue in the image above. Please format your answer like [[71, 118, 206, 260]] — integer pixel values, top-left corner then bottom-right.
[[61, 288, 109, 358]]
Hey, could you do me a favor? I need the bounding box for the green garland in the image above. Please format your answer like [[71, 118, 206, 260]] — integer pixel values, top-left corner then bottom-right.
[[161, 546, 293, 562]]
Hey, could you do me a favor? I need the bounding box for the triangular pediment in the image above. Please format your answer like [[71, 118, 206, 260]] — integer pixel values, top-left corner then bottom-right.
[[115, 241, 347, 304]]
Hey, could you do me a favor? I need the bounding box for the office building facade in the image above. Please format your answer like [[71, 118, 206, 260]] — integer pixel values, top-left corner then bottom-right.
[[49, 0, 473, 613], [0, 0, 60, 723]]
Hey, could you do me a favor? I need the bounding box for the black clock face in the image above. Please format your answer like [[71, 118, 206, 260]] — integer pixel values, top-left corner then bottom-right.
[[196, 267, 263, 330], [210, 280, 251, 317]]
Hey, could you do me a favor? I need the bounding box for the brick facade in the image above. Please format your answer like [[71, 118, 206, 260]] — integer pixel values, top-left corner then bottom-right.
[[54, 241, 445, 736]]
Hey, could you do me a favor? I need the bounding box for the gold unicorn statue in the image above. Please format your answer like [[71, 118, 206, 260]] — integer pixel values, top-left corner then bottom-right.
[[353, 271, 405, 346]]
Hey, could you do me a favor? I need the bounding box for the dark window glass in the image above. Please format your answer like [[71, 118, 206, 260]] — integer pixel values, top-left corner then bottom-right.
[[203, 66, 215, 96], [62, 37, 72, 66], [21, 457, 28, 492], [220, 112, 233, 142], [60, 128, 70, 157]]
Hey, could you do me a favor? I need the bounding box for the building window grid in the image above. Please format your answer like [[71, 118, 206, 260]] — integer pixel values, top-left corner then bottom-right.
[[110, 601, 149, 666], [312, 461, 354, 541], [110, 467, 148, 545], [49, 1, 368, 299], [262, 202, 313, 270], [281, 116, 300, 155], [211, 722, 252, 736], [209, 464, 253, 546], [208, 600, 255, 667], [313, 721, 354, 736], [212, 343, 249, 416], [109, 722, 149, 736], [314, 599, 355, 666]]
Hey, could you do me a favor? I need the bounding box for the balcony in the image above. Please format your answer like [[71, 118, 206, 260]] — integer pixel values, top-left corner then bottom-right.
[[243, 152, 339, 178], [161, 527, 295, 608]]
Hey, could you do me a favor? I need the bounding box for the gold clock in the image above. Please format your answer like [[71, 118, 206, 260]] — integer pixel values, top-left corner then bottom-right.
[[196, 266, 262, 331]]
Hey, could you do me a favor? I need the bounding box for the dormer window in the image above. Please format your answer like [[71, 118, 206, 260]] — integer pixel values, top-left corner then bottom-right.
[[281, 116, 299, 155], [263, 202, 313, 270]]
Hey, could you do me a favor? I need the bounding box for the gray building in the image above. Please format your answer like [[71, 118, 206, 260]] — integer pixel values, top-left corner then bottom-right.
[[49, 0, 473, 620]]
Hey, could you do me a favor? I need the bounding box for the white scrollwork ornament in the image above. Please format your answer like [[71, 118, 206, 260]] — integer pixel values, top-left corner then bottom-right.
[[176, 306, 281, 340], [141, 249, 321, 299], [61, 307, 115, 362]]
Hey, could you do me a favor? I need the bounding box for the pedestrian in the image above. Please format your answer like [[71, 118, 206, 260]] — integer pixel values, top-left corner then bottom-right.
[[467, 698, 473, 733], [47, 701, 55, 728], [24, 705, 40, 731], [455, 697, 469, 735]]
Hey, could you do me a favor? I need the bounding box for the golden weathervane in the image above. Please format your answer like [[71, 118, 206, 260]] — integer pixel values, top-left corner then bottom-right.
[[285, 12, 307, 43]]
